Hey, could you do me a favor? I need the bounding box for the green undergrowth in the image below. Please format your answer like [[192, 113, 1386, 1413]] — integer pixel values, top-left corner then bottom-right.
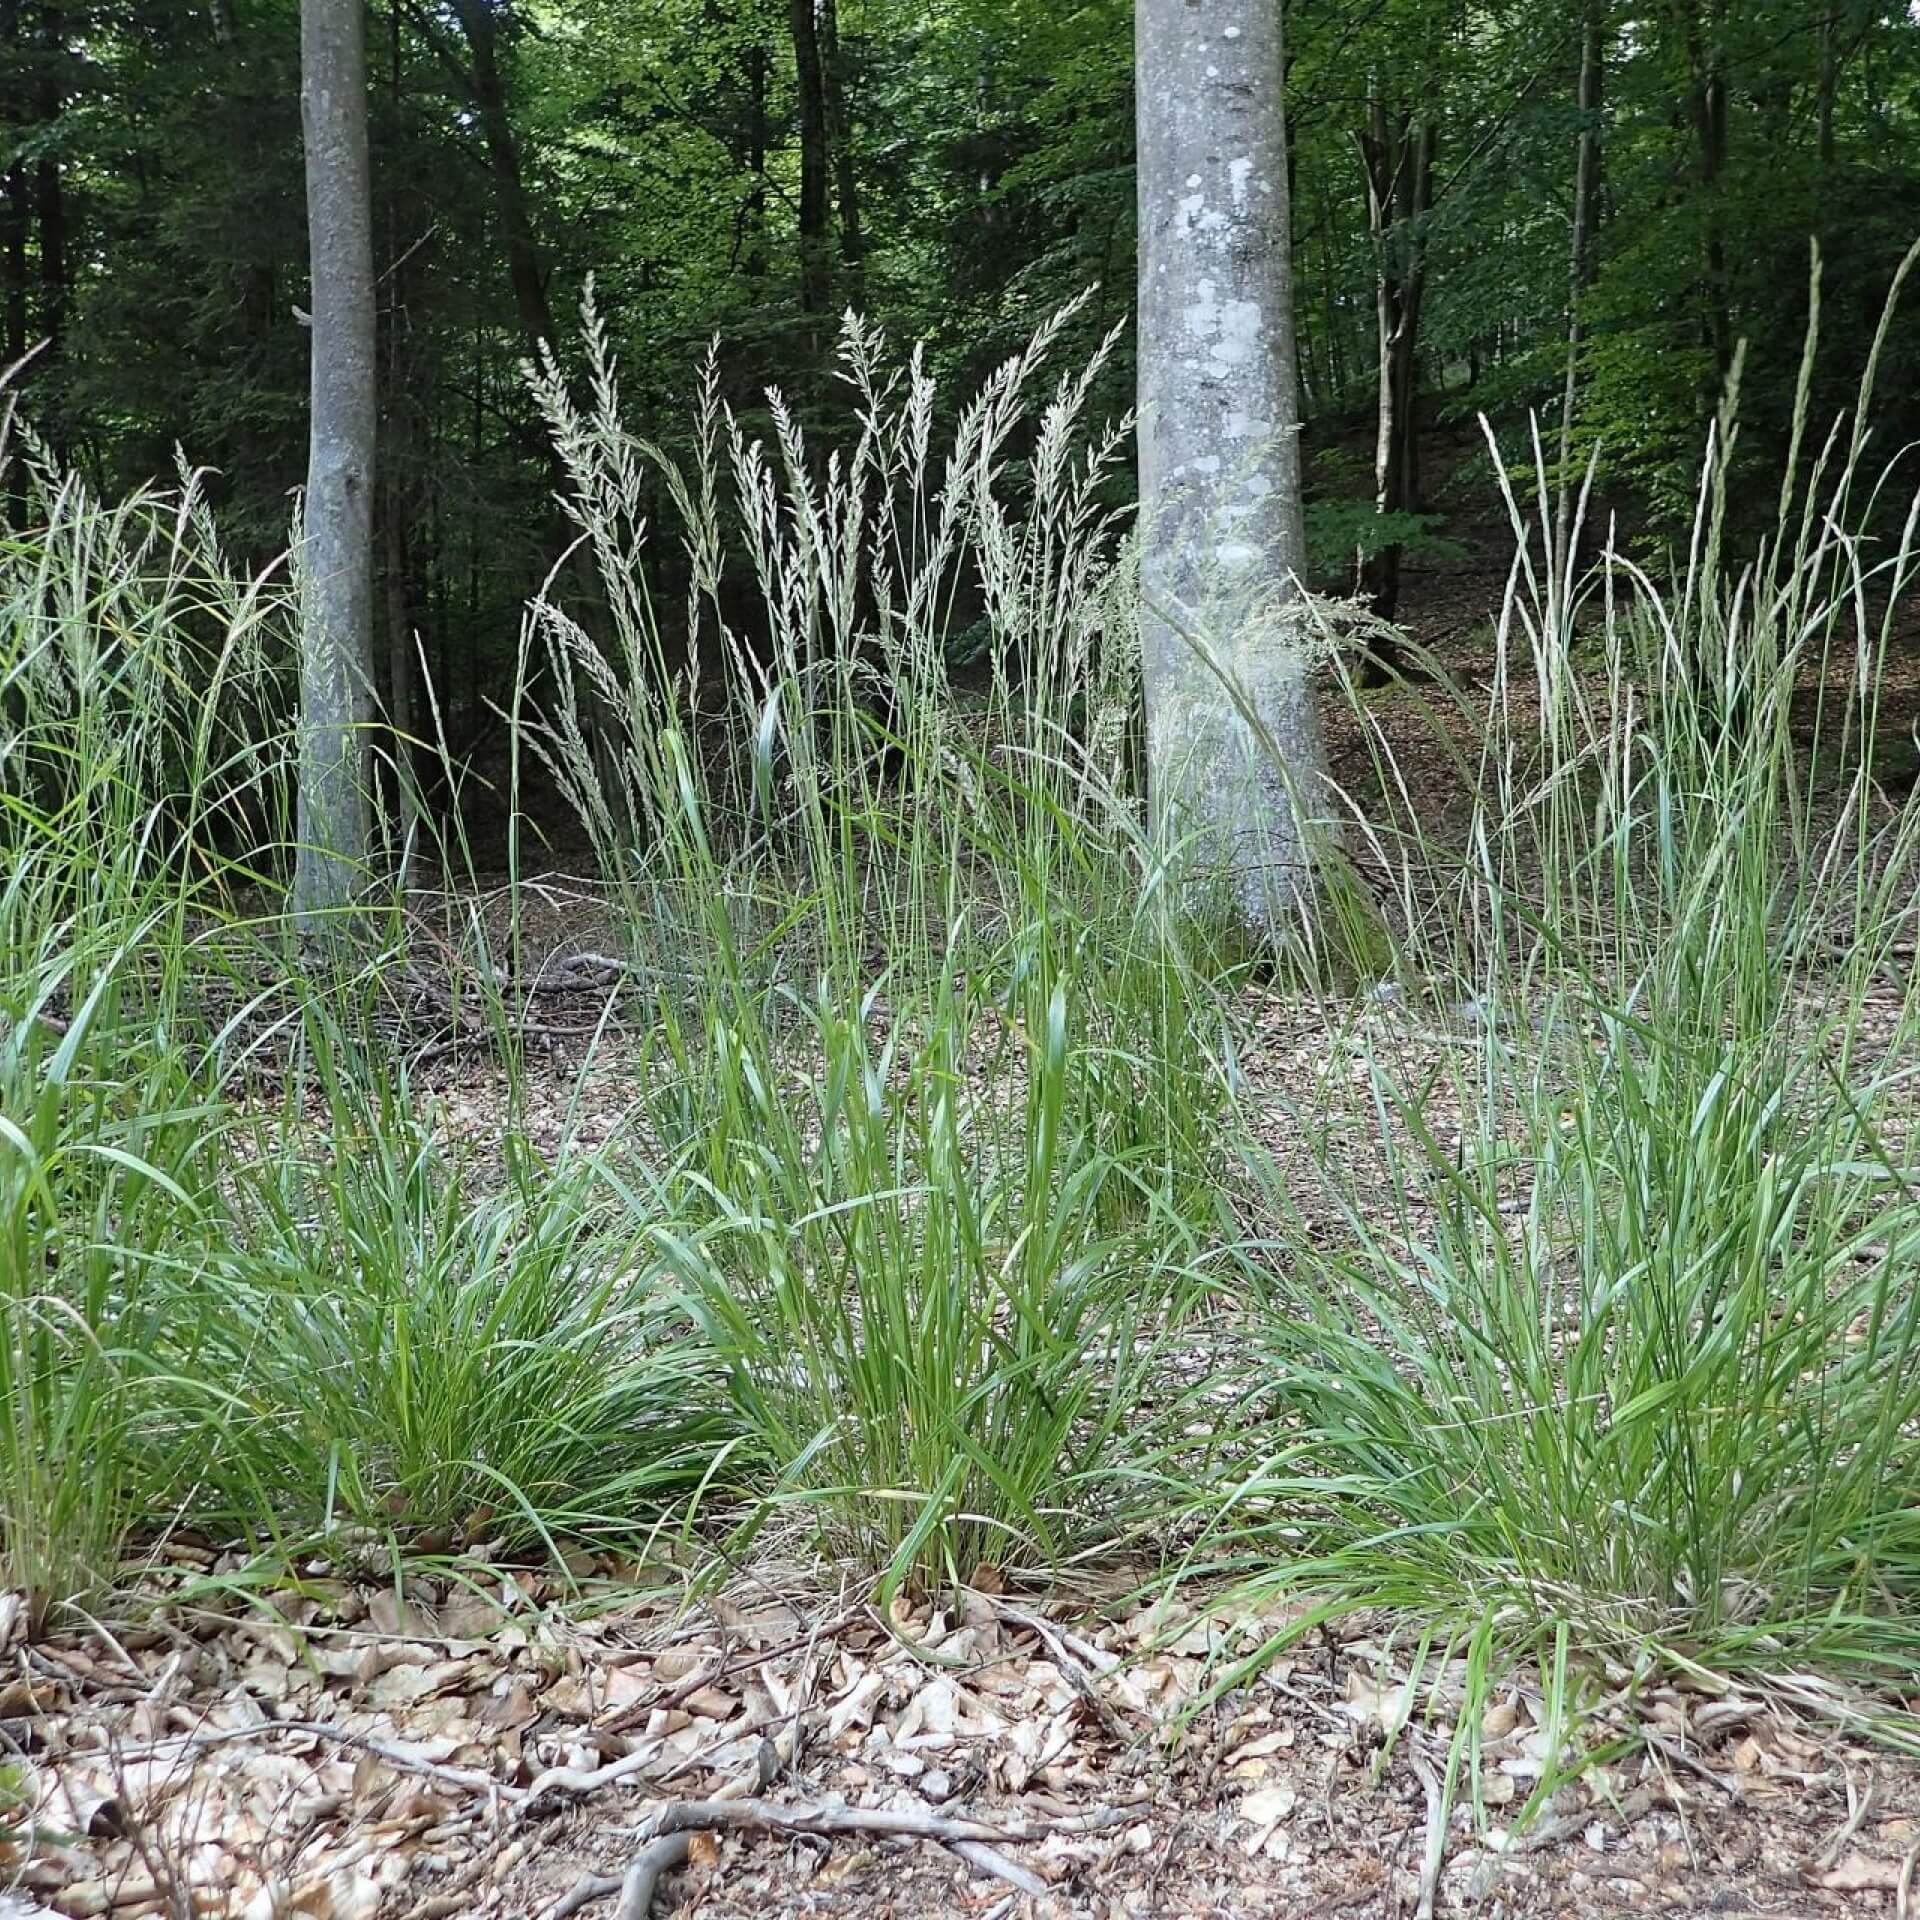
[[516, 303, 1242, 1591], [2, 278, 1918, 1801], [1172, 251, 1920, 1760]]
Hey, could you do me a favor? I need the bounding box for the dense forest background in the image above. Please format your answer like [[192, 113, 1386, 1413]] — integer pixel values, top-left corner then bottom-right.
[[6, 0, 1920, 767]]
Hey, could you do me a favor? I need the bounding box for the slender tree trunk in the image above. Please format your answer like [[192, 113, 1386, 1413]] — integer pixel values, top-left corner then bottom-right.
[[2, 166, 25, 372], [382, 474, 417, 843], [34, 3, 65, 365], [1679, 0, 1732, 401], [382, 0, 418, 849], [744, 40, 770, 280], [1136, 0, 1326, 938], [790, 0, 832, 337], [1318, 178, 1346, 405], [436, 0, 631, 759], [1, 0, 26, 527], [3, 0, 32, 373], [1, 158, 24, 530], [447, 0, 556, 353], [1356, 88, 1433, 667], [295, 0, 377, 929], [818, 0, 863, 296], [1554, 0, 1605, 583], [1296, 288, 1320, 417]]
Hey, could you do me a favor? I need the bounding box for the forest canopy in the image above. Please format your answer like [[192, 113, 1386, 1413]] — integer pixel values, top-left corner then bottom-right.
[[7, 0, 1919, 761]]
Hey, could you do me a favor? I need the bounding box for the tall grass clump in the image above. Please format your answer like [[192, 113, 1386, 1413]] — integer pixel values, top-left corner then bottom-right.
[[1191, 249, 1920, 1733], [179, 1034, 728, 1558], [0, 410, 732, 1609], [518, 300, 1237, 1588], [0, 422, 285, 1622]]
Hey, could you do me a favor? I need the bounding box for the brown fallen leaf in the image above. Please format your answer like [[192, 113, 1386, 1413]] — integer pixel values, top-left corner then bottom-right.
[[651, 1646, 711, 1684], [367, 1591, 434, 1639], [1237, 1783, 1297, 1826], [482, 1679, 538, 1731], [679, 1685, 741, 1722], [435, 1591, 508, 1642], [1805, 1852, 1901, 1892]]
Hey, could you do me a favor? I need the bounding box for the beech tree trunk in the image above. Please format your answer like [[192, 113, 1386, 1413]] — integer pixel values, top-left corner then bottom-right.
[[446, 0, 557, 355], [381, 0, 419, 849], [1136, 0, 1327, 939], [295, 0, 377, 930], [819, 0, 863, 294]]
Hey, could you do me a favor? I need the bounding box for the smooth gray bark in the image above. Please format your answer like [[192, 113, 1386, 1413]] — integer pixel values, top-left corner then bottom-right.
[[1135, 0, 1326, 938], [295, 0, 376, 929]]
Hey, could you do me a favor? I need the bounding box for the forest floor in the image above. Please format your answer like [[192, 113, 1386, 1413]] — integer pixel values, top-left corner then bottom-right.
[[21, 504, 1920, 1919], [19, 1283, 1920, 1920], [21, 992, 1920, 1919]]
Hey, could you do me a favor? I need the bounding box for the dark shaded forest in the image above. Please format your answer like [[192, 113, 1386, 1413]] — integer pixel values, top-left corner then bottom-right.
[[8, 0, 1919, 765]]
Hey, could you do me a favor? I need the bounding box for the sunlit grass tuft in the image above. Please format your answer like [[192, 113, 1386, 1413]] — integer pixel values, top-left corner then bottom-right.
[[1182, 250, 1920, 1755]]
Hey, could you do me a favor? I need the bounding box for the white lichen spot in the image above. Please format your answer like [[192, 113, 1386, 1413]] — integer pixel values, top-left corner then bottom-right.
[[1189, 455, 1222, 475], [1176, 193, 1229, 238], [1216, 540, 1260, 569], [1186, 173, 1203, 188], [1224, 23, 1241, 36], [1182, 277, 1220, 342], [1182, 284, 1266, 378], [1228, 157, 1254, 208], [1205, 300, 1264, 375], [1206, 64, 1220, 76]]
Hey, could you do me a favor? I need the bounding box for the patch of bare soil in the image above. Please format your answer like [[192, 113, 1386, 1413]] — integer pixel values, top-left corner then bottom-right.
[[16, 1572, 1920, 1919]]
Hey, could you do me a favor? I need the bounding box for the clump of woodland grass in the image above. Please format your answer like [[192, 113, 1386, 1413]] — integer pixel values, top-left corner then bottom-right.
[[187, 1067, 729, 1555], [0, 437, 284, 1624], [6, 257, 1920, 1777], [519, 300, 1242, 1590], [0, 421, 726, 1617], [1182, 250, 1920, 1761]]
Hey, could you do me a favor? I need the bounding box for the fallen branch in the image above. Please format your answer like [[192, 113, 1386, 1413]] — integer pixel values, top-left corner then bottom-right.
[[526, 951, 628, 995], [1641, 1728, 1744, 1803], [615, 1835, 691, 1920], [521, 1740, 668, 1816], [547, 1795, 1095, 1919], [110, 1716, 520, 1805], [1409, 1747, 1446, 1920], [597, 1610, 860, 1738], [949, 1837, 1048, 1896], [985, 1597, 1131, 1744]]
